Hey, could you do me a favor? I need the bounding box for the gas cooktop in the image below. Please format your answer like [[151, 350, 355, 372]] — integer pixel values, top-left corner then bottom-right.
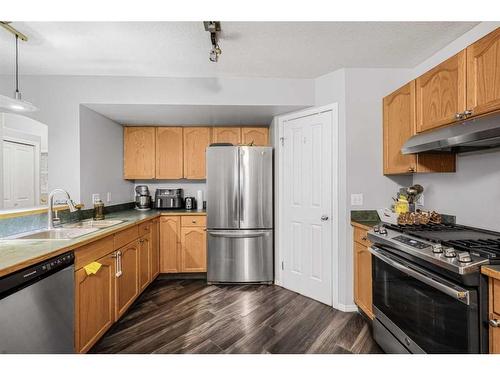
[[367, 223, 500, 275]]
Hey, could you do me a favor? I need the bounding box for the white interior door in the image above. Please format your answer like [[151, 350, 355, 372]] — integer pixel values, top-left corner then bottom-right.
[[3, 140, 36, 209], [282, 110, 333, 305]]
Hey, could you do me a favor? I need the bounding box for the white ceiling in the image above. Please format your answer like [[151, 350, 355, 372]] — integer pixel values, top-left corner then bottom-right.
[[0, 22, 479, 79], [83, 104, 306, 125]]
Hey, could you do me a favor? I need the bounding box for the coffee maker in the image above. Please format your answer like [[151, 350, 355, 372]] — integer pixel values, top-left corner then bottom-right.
[[135, 185, 152, 210]]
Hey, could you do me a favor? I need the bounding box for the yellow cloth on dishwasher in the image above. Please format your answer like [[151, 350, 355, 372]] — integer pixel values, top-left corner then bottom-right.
[[84, 261, 102, 276]]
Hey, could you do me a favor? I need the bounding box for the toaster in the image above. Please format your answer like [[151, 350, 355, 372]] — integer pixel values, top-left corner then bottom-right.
[[154, 188, 184, 209]]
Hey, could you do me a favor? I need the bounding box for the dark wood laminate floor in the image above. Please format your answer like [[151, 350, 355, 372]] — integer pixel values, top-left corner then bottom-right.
[[90, 279, 383, 354]]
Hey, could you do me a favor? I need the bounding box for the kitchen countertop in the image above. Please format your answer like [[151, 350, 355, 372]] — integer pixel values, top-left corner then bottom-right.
[[350, 210, 380, 230], [481, 265, 500, 280], [0, 208, 206, 278]]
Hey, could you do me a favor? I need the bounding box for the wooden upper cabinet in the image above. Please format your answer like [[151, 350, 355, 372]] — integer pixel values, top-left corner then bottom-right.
[[241, 127, 269, 146], [160, 216, 181, 273], [467, 28, 500, 118], [183, 127, 211, 179], [383, 81, 418, 174], [124, 127, 156, 179], [180, 227, 207, 273], [75, 252, 116, 353], [416, 50, 467, 133], [156, 127, 183, 179], [212, 127, 241, 145]]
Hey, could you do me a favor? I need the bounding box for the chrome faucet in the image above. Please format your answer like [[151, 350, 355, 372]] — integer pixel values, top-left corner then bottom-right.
[[48, 189, 78, 229]]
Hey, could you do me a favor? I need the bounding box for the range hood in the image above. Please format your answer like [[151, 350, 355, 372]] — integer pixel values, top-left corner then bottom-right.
[[402, 112, 500, 154]]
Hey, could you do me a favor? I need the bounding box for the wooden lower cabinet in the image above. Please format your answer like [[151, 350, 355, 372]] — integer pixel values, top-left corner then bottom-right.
[[489, 277, 500, 353], [75, 252, 116, 353], [160, 216, 181, 273], [180, 227, 207, 272], [115, 240, 140, 319], [138, 234, 151, 291], [151, 218, 160, 278], [352, 225, 374, 319]]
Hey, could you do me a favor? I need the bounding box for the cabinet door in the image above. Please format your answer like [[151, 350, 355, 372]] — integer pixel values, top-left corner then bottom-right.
[[156, 127, 183, 179], [212, 127, 241, 145], [383, 81, 418, 174], [354, 241, 373, 319], [123, 127, 156, 179], [151, 219, 160, 279], [115, 240, 140, 319], [490, 278, 500, 353], [183, 127, 211, 179], [180, 227, 207, 273], [467, 28, 500, 118], [75, 252, 116, 353], [416, 50, 466, 133], [160, 216, 181, 273], [138, 234, 151, 291], [241, 127, 269, 146]]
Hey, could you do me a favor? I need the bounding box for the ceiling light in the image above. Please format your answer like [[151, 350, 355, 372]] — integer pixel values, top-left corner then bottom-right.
[[203, 21, 222, 63], [0, 21, 38, 113]]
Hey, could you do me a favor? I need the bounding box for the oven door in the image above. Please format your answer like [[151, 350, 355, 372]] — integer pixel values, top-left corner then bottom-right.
[[370, 246, 479, 354]]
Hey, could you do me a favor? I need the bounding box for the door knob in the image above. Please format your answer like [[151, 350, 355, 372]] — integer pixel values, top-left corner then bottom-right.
[[321, 215, 329, 221]]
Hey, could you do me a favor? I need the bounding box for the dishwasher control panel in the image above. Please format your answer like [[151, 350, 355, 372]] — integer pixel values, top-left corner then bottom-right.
[[0, 251, 74, 296]]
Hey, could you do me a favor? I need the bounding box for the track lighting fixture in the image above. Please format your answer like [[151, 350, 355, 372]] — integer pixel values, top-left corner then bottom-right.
[[203, 21, 222, 63]]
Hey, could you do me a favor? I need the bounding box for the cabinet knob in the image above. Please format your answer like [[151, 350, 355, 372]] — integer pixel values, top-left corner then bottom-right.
[[408, 166, 415, 173], [361, 236, 367, 241], [490, 319, 500, 328], [455, 112, 463, 120], [192, 220, 196, 223], [463, 109, 473, 117]]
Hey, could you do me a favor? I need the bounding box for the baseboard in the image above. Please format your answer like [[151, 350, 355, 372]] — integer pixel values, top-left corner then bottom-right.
[[157, 273, 207, 280], [337, 303, 358, 312]]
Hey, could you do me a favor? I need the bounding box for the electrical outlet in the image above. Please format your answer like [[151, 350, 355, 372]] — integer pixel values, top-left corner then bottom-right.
[[351, 193, 363, 206], [106, 192, 112, 203], [92, 193, 100, 204]]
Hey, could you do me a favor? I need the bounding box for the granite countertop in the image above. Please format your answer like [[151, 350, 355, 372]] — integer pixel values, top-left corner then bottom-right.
[[350, 210, 380, 229], [0, 208, 206, 278]]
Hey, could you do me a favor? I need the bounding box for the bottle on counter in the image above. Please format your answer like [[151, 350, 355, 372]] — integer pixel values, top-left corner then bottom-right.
[[93, 199, 105, 220]]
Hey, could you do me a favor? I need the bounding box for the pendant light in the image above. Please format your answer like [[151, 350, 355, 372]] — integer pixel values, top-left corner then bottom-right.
[[0, 22, 38, 113]]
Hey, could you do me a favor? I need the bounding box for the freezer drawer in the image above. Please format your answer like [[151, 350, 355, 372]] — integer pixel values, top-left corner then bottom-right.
[[207, 230, 273, 283]]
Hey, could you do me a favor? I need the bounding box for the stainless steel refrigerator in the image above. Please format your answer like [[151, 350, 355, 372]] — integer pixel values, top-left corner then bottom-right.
[[206, 145, 273, 283]]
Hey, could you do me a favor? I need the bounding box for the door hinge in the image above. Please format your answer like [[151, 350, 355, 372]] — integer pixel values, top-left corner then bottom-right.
[[280, 137, 285, 146], [281, 261, 284, 270]]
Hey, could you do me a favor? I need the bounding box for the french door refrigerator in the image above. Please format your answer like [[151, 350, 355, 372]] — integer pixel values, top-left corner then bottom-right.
[[206, 145, 273, 283]]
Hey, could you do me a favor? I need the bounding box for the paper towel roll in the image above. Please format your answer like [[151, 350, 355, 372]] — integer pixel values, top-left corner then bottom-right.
[[196, 190, 203, 211]]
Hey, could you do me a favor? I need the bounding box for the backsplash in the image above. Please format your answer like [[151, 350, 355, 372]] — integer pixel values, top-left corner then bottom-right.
[[0, 202, 134, 238]]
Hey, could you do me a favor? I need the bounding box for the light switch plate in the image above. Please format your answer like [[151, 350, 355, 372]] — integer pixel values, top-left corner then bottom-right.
[[351, 193, 363, 206], [416, 194, 424, 207], [92, 193, 100, 204]]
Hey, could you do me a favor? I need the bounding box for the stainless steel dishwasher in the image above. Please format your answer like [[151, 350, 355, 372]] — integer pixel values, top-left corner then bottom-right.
[[0, 251, 74, 353]]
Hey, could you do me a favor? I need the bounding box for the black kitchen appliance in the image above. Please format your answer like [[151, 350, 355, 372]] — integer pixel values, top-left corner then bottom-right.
[[368, 222, 498, 354], [155, 188, 183, 209], [184, 196, 196, 210], [135, 185, 151, 210]]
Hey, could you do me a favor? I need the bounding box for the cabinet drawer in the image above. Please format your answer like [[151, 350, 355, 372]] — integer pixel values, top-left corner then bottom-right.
[[114, 225, 139, 249], [74, 236, 114, 270], [138, 221, 151, 236], [181, 215, 206, 227], [353, 226, 370, 246]]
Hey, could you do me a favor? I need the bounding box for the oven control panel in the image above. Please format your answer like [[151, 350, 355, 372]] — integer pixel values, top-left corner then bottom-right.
[[393, 235, 429, 249]]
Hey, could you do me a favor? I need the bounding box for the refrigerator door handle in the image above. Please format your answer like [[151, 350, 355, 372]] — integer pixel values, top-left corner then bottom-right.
[[208, 231, 268, 238], [239, 147, 245, 227]]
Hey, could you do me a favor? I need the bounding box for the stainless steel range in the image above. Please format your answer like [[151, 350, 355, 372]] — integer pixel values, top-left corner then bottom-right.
[[368, 222, 500, 354]]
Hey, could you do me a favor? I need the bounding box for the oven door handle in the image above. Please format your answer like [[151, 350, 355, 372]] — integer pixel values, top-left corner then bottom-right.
[[369, 247, 470, 305]]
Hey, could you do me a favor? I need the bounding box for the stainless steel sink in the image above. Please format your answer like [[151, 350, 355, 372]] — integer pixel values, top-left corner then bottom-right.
[[63, 219, 125, 229], [10, 227, 101, 240]]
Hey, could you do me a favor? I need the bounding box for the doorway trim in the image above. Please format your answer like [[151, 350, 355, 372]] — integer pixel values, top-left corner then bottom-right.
[[275, 103, 340, 309]]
